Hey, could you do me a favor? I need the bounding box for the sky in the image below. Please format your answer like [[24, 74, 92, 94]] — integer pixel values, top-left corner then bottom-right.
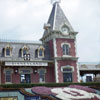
[[0, 0, 100, 62]]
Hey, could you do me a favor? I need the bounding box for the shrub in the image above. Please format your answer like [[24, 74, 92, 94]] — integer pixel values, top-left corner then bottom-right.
[[0, 82, 100, 88]]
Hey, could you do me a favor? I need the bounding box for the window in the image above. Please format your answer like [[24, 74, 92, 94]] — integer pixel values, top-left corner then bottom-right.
[[39, 49, 43, 57], [23, 49, 27, 56], [63, 73, 72, 82], [61, 66, 74, 82], [63, 67, 73, 82], [2, 48, 5, 57], [20, 45, 29, 57], [5, 70, 12, 83], [19, 68, 32, 83], [86, 76, 92, 82], [21, 74, 31, 83], [4, 46, 12, 57], [38, 69, 46, 83], [37, 46, 45, 58], [20, 47, 30, 60], [6, 48, 10, 56], [62, 44, 69, 55], [21, 45, 29, 57], [40, 74, 45, 82]]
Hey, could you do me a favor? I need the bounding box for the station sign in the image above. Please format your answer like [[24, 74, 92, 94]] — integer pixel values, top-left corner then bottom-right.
[[5, 61, 48, 66]]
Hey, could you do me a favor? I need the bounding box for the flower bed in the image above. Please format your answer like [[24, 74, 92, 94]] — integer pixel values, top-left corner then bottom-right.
[[31, 86, 52, 95], [69, 85, 96, 93], [31, 85, 100, 100]]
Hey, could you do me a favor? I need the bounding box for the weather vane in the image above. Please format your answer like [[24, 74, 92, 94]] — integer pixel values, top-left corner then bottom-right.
[[51, 0, 61, 5]]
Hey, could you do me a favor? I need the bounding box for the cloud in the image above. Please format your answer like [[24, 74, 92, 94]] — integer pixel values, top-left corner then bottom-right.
[[0, 0, 51, 40]]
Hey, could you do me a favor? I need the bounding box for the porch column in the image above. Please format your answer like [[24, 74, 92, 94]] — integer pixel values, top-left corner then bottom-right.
[[53, 38, 59, 83], [77, 63, 80, 82]]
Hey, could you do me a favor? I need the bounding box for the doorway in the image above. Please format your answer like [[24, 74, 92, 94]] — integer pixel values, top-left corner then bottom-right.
[[63, 73, 72, 82], [86, 76, 92, 82], [21, 74, 31, 83]]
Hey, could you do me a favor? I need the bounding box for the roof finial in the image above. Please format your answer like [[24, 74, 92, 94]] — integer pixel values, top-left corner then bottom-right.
[[51, 0, 61, 5]]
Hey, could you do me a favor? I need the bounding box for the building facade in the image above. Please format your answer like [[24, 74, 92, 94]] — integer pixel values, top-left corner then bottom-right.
[[79, 62, 100, 82], [0, 2, 79, 84]]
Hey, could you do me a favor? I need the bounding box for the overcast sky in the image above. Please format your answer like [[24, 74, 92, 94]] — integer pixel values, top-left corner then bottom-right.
[[0, 0, 100, 62]]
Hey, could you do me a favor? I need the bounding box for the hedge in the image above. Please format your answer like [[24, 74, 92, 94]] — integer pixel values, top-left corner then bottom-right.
[[0, 82, 100, 88]]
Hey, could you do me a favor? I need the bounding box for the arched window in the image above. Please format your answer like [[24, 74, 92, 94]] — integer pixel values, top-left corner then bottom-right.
[[37, 46, 45, 58], [21, 45, 29, 57], [62, 44, 69, 55], [38, 68, 46, 83], [61, 66, 74, 82], [19, 68, 32, 83], [39, 49, 43, 57], [4, 46, 12, 57], [5, 70, 12, 82], [6, 48, 10, 56], [4, 68, 13, 83], [23, 49, 27, 56], [2, 48, 5, 57]]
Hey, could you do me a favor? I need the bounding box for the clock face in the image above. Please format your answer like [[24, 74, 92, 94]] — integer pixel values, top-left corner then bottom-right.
[[61, 26, 69, 35]]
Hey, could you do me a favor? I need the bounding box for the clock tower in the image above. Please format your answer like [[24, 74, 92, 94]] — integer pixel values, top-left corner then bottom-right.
[[41, 1, 79, 83]]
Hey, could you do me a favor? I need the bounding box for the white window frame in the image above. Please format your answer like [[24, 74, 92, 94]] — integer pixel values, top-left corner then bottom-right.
[[4, 68, 13, 84], [21, 45, 29, 57], [38, 68, 46, 83], [61, 65, 74, 73], [4, 46, 12, 57], [19, 68, 32, 83], [37, 46, 45, 58], [61, 65, 74, 82], [61, 43, 71, 56]]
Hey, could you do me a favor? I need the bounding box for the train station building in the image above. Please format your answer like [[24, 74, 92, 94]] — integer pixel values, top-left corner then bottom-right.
[[0, 1, 80, 84]]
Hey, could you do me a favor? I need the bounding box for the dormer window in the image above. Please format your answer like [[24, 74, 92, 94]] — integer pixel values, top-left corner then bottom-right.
[[39, 49, 43, 57], [4, 46, 12, 57], [23, 49, 27, 56], [21, 45, 29, 57], [37, 46, 45, 58], [61, 43, 71, 55], [6, 48, 10, 56]]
